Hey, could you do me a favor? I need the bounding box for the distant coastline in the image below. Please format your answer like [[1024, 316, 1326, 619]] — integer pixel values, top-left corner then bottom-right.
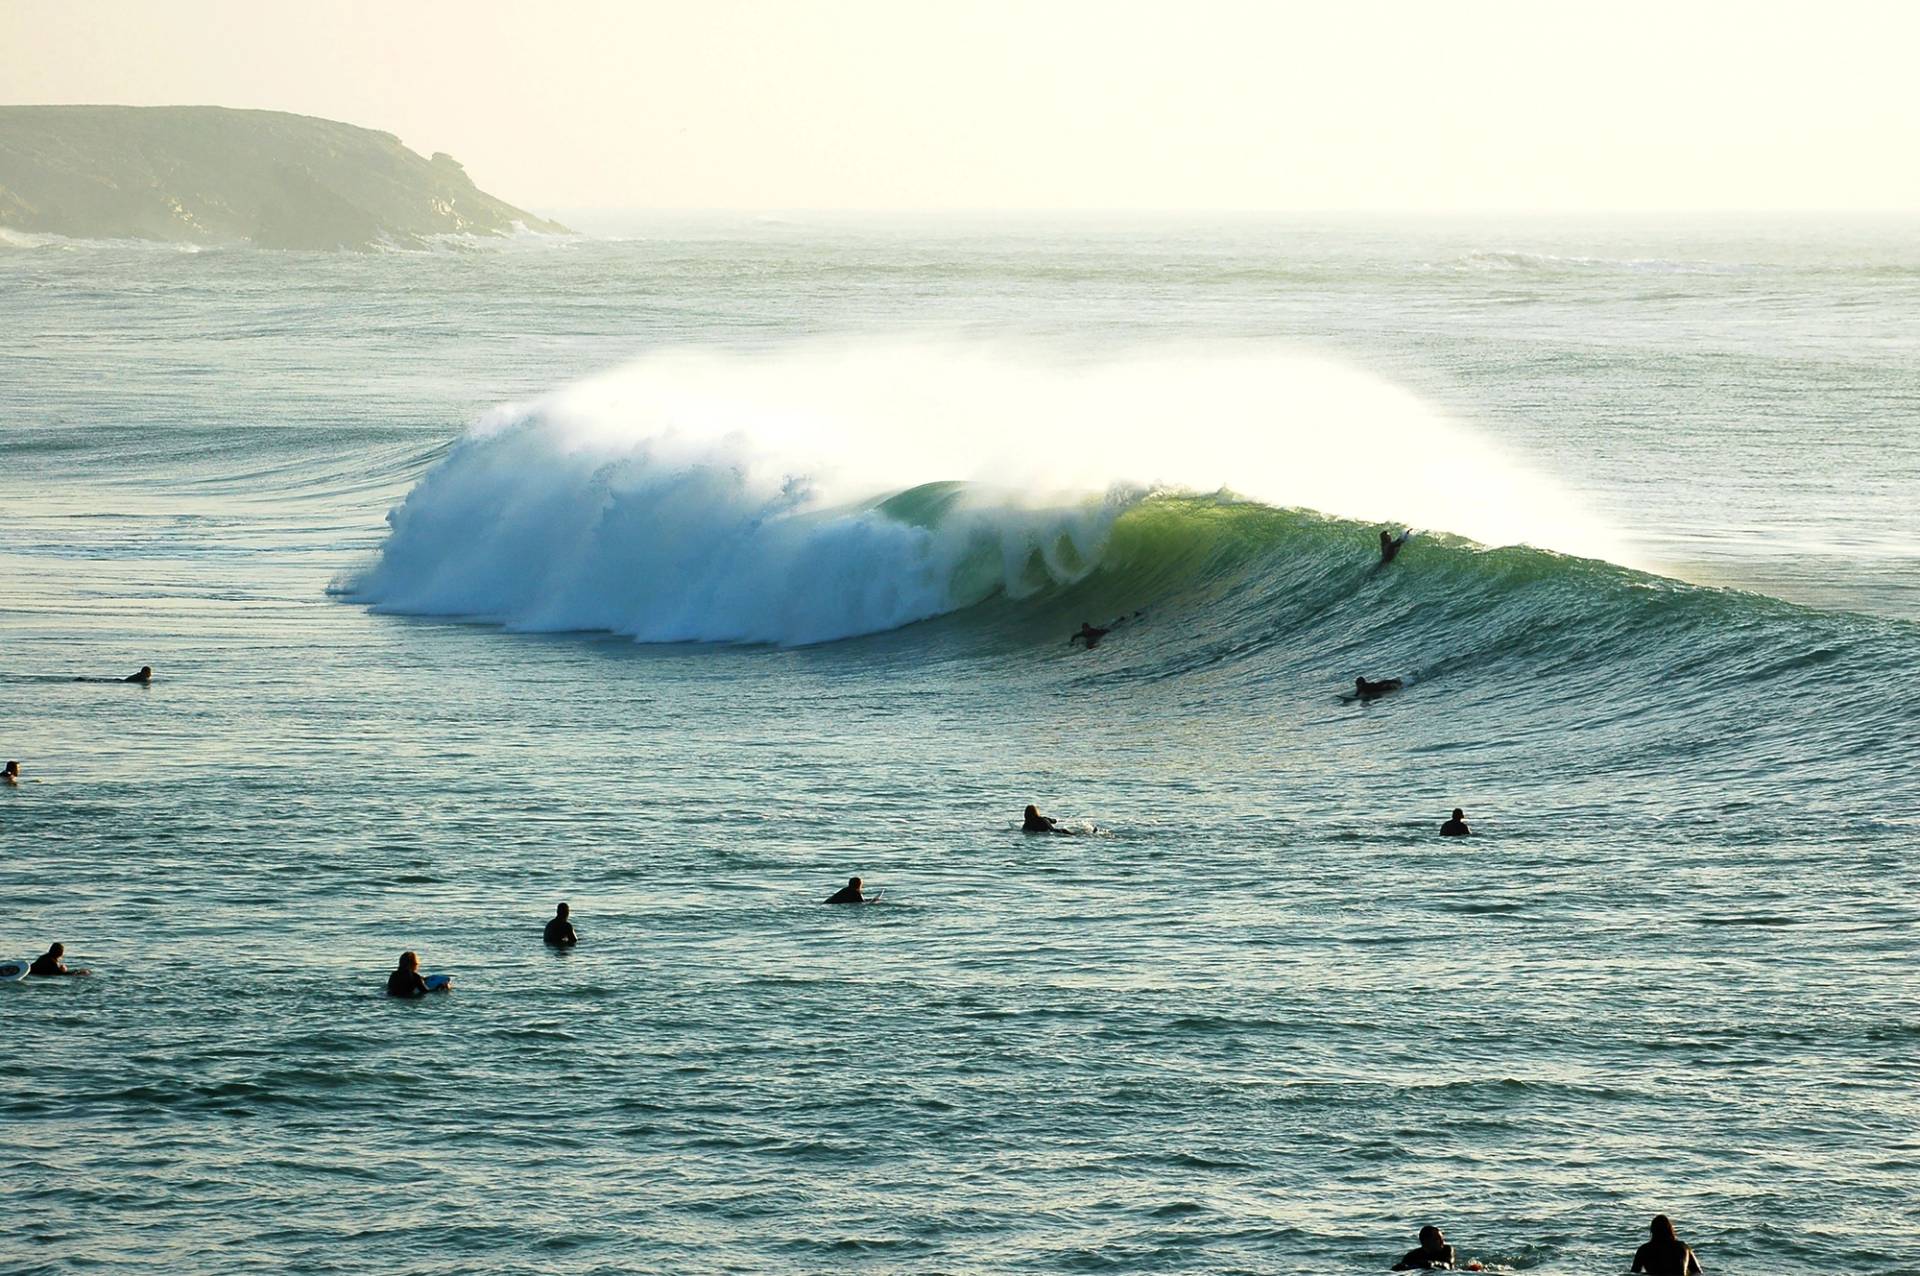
[[0, 105, 568, 251]]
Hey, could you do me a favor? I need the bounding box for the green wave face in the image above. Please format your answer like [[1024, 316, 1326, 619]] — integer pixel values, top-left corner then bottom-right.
[[884, 490, 1910, 802]]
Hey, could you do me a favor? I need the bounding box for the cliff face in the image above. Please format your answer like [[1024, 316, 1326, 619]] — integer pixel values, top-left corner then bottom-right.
[[0, 105, 569, 250]]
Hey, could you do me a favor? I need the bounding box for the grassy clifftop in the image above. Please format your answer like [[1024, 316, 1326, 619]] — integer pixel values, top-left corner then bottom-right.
[[0, 105, 569, 250]]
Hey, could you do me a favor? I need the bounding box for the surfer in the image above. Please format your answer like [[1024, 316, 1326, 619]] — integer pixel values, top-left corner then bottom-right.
[[543, 902, 577, 948], [1391, 1225, 1457, 1270], [1354, 675, 1403, 700], [1379, 529, 1408, 565], [124, 666, 153, 684], [28, 943, 88, 977], [823, 876, 870, 904], [386, 950, 430, 998], [1023, 804, 1061, 833], [1069, 621, 1110, 649], [1440, 808, 1471, 836], [3, 760, 18, 785], [1631, 1215, 1703, 1275]]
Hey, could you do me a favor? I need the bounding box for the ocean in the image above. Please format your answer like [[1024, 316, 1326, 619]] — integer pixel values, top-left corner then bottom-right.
[[1, 216, 1916, 1274]]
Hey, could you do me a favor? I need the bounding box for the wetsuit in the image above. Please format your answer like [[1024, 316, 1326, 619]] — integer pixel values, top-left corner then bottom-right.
[[1356, 678, 1403, 699], [1632, 1239, 1702, 1275], [124, 670, 151, 683], [28, 952, 65, 977], [1392, 1242, 1456, 1271], [823, 884, 865, 904], [1024, 812, 1059, 833], [1440, 817, 1470, 837], [543, 917, 577, 947], [1070, 626, 1109, 648], [387, 968, 428, 998]]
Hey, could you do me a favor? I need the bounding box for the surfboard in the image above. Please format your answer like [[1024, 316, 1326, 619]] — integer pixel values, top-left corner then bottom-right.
[[424, 973, 453, 992], [0, 960, 27, 980]]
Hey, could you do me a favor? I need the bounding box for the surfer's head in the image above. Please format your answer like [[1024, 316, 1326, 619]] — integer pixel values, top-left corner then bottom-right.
[[555, 902, 569, 918], [1650, 1216, 1676, 1242], [2, 760, 17, 778], [1025, 805, 1039, 818], [397, 950, 418, 972], [1419, 1226, 1444, 1248], [847, 877, 861, 890], [1452, 808, 1464, 820], [47, 943, 63, 957]]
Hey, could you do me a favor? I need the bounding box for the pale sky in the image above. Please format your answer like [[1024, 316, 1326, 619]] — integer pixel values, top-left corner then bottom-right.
[[3, 0, 1916, 214]]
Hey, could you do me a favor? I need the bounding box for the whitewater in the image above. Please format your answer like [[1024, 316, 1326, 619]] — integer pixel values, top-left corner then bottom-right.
[[2, 216, 1917, 1276]]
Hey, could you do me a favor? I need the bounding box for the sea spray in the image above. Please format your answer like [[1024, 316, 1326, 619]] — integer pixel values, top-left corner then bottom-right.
[[344, 341, 1634, 644]]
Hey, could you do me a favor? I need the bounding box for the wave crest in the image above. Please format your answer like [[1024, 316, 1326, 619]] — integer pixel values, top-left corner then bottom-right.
[[341, 341, 1632, 646]]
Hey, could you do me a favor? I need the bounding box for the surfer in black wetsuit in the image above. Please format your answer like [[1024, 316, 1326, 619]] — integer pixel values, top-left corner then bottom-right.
[[1440, 808, 1471, 837], [1354, 676, 1403, 700], [1391, 1225, 1457, 1270], [1023, 804, 1061, 833], [386, 950, 429, 998], [124, 666, 153, 683], [3, 760, 18, 785], [544, 902, 577, 948], [1069, 621, 1110, 649], [28, 942, 88, 977], [823, 876, 870, 905], [1631, 1215, 1703, 1275], [1379, 529, 1408, 564]]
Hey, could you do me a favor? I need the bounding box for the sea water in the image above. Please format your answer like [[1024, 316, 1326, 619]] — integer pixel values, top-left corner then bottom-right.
[[1, 216, 1916, 1274]]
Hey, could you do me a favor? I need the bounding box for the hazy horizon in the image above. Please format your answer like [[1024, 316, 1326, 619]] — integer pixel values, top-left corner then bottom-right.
[[4, 0, 1918, 216]]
